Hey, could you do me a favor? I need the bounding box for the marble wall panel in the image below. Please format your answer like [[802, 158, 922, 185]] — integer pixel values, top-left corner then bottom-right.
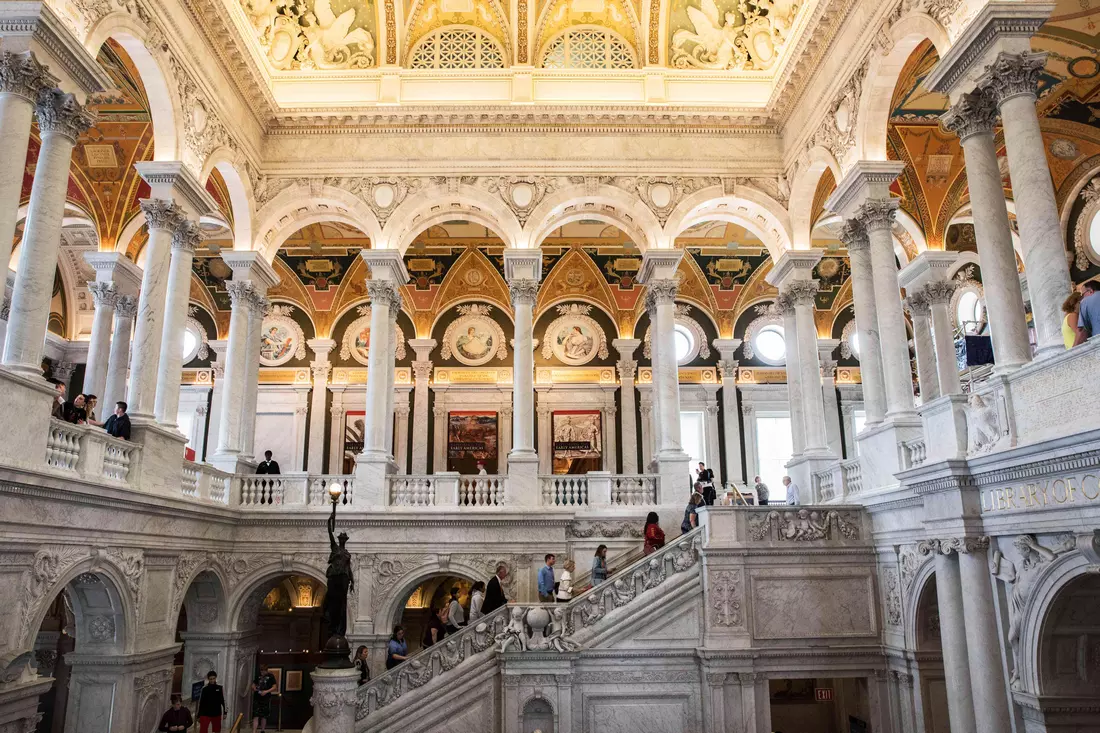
[[584, 696, 692, 733], [749, 571, 876, 640]]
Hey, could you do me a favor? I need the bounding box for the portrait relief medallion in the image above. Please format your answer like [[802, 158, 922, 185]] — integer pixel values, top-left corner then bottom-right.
[[259, 305, 307, 367], [441, 304, 508, 366], [541, 304, 609, 366]]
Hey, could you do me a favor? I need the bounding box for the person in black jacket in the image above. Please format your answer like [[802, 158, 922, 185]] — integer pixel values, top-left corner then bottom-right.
[[482, 563, 509, 614], [196, 670, 227, 733], [256, 451, 280, 474], [159, 694, 193, 732], [696, 462, 716, 505], [103, 401, 131, 441]]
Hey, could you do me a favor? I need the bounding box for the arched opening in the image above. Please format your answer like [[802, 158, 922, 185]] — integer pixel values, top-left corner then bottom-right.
[[1038, 573, 1100, 699], [913, 574, 950, 733], [393, 573, 479, 654], [522, 696, 556, 733]]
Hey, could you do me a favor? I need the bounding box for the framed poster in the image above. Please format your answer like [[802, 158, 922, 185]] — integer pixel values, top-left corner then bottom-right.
[[285, 670, 303, 692], [447, 411, 498, 474], [552, 410, 602, 474], [342, 410, 366, 474]]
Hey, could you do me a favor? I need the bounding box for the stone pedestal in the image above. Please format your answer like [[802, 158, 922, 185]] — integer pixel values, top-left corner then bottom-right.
[[506, 452, 540, 506], [854, 417, 922, 492], [130, 421, 188, 495], [309, 667, 359, 733], [0, 675, 52, 733], [918, 394, 968, 463], [65, 646, 177, 733], [0, 367, 55, 471]]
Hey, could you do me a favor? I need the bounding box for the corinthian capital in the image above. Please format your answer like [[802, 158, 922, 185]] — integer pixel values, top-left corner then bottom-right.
[[86, 282, 118, 310], [838, 218, 870, 253], [114, 295, 138, 319], [140, 198, 186, 232], [366, 280, 402, 312], [0, 51, 58, 102], [508, 278, 539, 308], [940, 90, 998, 142], [226, 280, 255, 308], [923, 280, 959, 305], [172, 221, 204, 252], [903, 290, 931, 317], [644, 278, 678, 313], [781, 280, 820, 308], [855, 199, 899, 234], [35, 88, 96, 142], [248, 292, 271, 318], [917, 536, 990, 556], [981, 52, 1046, 106]]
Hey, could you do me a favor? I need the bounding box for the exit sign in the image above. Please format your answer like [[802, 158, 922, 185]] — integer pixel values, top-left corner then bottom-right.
[[815, 688, 834, 702]]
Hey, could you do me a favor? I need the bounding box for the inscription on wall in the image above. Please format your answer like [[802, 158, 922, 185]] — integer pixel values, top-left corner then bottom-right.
[[980, 472, 1100, 514]]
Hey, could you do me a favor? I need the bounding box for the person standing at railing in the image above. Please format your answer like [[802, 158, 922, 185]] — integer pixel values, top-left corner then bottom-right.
[[483, 563, 509, 614], [422, 605, 447, 649], [695, 462, 716, 505], [354, 646, 371, 685], [1073, 280, 1100, 346], [468, 581, 486, 622], [50, 379, 66, 420], [754, 475, 769, 506], [556, 560, 575, 602], [643, 512, 665, 555], [783, 475, 801, 506], [681, 493, 703, 535], [538, 554, 557, 602], [256, 451, 280, 474], [103, 401, 131, 441], [591, 545, 608, 586]]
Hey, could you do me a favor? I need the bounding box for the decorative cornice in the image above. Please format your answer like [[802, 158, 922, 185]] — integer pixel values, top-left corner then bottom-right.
[[0, 4, 111, 94]]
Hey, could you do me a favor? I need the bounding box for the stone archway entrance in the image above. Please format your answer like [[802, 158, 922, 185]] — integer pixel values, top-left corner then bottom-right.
[[395, 573, 478, 654]]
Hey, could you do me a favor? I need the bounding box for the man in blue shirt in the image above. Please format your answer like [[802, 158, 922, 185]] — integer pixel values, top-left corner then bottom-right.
[[537, 554, 556, 602], [1074, 281, 1100, 346]]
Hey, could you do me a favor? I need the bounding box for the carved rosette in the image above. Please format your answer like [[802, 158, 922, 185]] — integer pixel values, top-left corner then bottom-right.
[[140, 199, 186, 233], [940, 89, 998, 143], [838, 218, 870, 252], [34, 89, 95, 142], [982, 52, 1046, 106], [643, 278, 678, 314], [114, 295, 138, 320], [86, 282, 118, 310], [0, 50, 59, 102], [781, 280, 819, 308], [366, 280, 402, 313], [508, 279, 539, 308], [855, 199, 899, 233], [904, 290, 931, 318], [171, 221, 204, 252]]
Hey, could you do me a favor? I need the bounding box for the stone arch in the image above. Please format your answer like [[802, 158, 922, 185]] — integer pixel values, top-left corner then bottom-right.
[[905, 559, 938, 652], [664, 187, 793, 261], [200, 148, 256, 252], [384, 185, 522, 252], [894, 207, 928, 262], [855, 12, 950, 163], [84, 13, 181, 162], [254, 184, 383, 263], [789, 146, 842, 249], [180, 569, 230, 634], [227, 562, 329, 632], [524, 184, 661, 251], [375, 560, 489, 634]]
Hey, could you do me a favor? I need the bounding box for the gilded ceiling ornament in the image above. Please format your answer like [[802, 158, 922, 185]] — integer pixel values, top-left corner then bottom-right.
[[670, 0, 800, 71], [242, 0, 375, 70], [340, 306, 407, 365], [541, 304, 609, 366]]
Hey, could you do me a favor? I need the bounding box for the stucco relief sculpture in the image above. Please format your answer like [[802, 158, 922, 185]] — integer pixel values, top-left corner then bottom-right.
[[542, 304, 608, 365], [259, 304, 307, 366], [671, 0, 799, 71], [341, 306, 407, 366], [965, 392, 1004, 455], [243, 0, 376, 69], [441, 304, 508, 366]]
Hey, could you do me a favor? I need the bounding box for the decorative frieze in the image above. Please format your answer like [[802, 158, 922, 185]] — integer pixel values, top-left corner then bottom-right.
[[747, 509, 861, 542]]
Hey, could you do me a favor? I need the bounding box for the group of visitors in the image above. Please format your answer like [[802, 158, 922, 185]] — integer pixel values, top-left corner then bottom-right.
[[1063, 280, 1100, 348], [159, 666, 276, 733], [49, 379, 130, 439]]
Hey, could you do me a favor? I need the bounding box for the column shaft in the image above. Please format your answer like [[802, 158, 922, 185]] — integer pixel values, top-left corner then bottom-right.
[[820, 361, 844, 460], [718, 364, 744, 484], [840, 221, 887, 424], [127, 199, 184, 418], [905, 294, 940, 402], [791, 287, 828, 452], [928, 291, 962, 396], [154, 222, 201, 426], [650, 282, 683, 456], [958, 545, 1013, 733], [509, 279, 538, 457], [239, 295, 266, 459], [83, 283, 117, 399], [780, 305, 806, 456], [394, 401, 410, 473], [410, 361, 431, 473], [363, 282, 397, 458], [933, 551, 978, 733], [383, 313, 397, 455], [619, 361, 640, 473], [214, 284, 252, 456], [308, 363, 331, 472], [102, 297, 136, 413]]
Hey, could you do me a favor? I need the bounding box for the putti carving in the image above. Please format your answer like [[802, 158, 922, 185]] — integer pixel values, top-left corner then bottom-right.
[[566, 521, 644, 538], [990, 533, 1075, 689], [748, 509, 861, 541], [709, 570, 743, 627], [670, 0, 801, 71], [165, 55, 238, 166], [883, 568, 902, 627], [243, 0, 375, 70]]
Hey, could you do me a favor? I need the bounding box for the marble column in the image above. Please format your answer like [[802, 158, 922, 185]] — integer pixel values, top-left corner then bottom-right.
[[931, 548, 978, 733], [787, 280, 829, 454], [0, 52, 56, 275], [408, 338, 436, 475], [82, 283, 117, 399], [432, 402, 447, 472], [205, 341, 227, 460], [981, 52, 1073, 358], [508, 278, 539, 462], [956, 538, 1013, 733], [307, 338, 336, 473], [329, 389, 347, 473], [126, 199, 185, 420], [293, 392, 309, 470], [904, 290, 940, 403], [212, 282, 254, 463], [154, 220, 203, 427], [742, 402, 759, 479], [777, 297, 806, 456], [714, 339, 744, 486], [2, 90, 93, 375], [498, 403, 512, 472], [925, 281, 963, 396], [394, 397, 410, 474], [941, 90, 1032, 369], [647, 280, 685, 458], [603, 402, 619, 472], [101, 296, 137, 413], [858, 200, 916, 419], [383, 307, 398, 455], [704, 400, 721, 479], [239, 292, 268, 461], [817, 341, 843, 460], [838, 219, 887, 425], [613, 338, 641, 474], [638, 395, 654, 471], [362, 280, 400, 462]]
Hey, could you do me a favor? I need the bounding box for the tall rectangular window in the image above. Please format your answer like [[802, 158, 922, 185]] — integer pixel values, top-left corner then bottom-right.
[[755, 415, 793, 493]]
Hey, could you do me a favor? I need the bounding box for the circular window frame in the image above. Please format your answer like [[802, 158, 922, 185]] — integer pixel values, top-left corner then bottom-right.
[[953, 287, 985, 336], [1072, 179, 1100, 270], [753, 324, 787, 366], [642, 307, 710, 366], [742, 310, 786, 366], [182, 314, 209, 365], [840, 317, 859, 360]]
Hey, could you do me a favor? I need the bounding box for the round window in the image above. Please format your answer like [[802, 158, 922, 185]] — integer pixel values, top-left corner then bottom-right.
[[754, 324, 786, 364], [848, 331, 860, 359], [673, 324, 694, 364], [1090, 210, 1100, 259], [181, 325, 201, 365], [956, 290, 984, 335]]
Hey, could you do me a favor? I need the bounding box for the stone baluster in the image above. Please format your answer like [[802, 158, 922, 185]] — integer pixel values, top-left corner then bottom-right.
[[2, 90, 93, 374], [408, 339, 436, 475], [941, 90, 1032, 369], [83, 283, 117, 400], [0, 51, 57, 274], [102, 296, 137, 413], [980, 52, 1073, 358], [154, 220, 203, 427], [903, 290, 940, 403], [837, 219, 887, 425], [613, 338, 641, 474], [306, 339, 336, 472]]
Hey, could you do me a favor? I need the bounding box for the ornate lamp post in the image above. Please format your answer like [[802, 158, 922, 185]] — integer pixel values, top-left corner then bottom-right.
[[320, 483, 354, 668]]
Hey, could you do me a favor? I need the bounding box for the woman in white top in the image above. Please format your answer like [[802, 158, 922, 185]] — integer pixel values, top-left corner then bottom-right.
[[556, 560, 575, 602], [467, 581, 486, 622]]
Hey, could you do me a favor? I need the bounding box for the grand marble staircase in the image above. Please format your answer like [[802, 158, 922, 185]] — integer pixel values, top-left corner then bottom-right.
[[353, 528, 704, 733]]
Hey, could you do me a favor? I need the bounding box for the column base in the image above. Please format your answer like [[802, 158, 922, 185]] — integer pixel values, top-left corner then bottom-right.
[[354, 451, 397, 507], [310, 667, 359, 733], [0, 367, 54, 472], [506, 450, 540, 506], [855, 417, 922, 493], [918, 394, 968, 463]]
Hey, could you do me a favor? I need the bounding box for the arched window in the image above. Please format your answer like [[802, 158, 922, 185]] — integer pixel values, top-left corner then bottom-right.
[[955, 289, 985, 335], [408, 26, 506, 69], [539, 26, 636, 70]]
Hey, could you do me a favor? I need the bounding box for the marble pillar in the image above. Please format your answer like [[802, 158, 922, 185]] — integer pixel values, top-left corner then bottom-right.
[[941, 90, 1032, 369], [638, 396, 654, 471], [904, 290, 940, 403], [65, 648, 176, 733], [742, 403, 759, 479], [788, 281, 830, 454], [932, 549, 978, 733], [154, 220, 202, 428], [957, 539, 1013, 733], [408, 338, 436, 475], [127, 199, 185, 420], [307, 338, 336, 472], [432, 403, 447, 472], [509, 278, 538, 461], [644, 271, 691, 500], [704, 400, 721, 479], [838, 219, 887, 425], [394, 397, 410, 474], [361, 280, 400, 462], [925, 282, 963, 396], [2, 90, 93, 375], [536, 401, 552, 474], [714, 339, 744, 486], [82, 283, 117, 400], [777, 298, 806, 457], [239, 293, 268, 460], [383, 308, 398, 455], [102, 296, 137, 414], [982, 52, 1073, 358], [817, 340, 844, 461], [0, 52, 56, 277], [613, 338, 641, 475], [212, 282, 254, 465], [858, 200, 916, 420], [205, 341, 227, 460], [329, 389, 347, 473]]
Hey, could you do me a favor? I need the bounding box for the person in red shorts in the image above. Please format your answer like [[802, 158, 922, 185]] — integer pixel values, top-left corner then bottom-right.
[[197, 670, 227, 733]]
